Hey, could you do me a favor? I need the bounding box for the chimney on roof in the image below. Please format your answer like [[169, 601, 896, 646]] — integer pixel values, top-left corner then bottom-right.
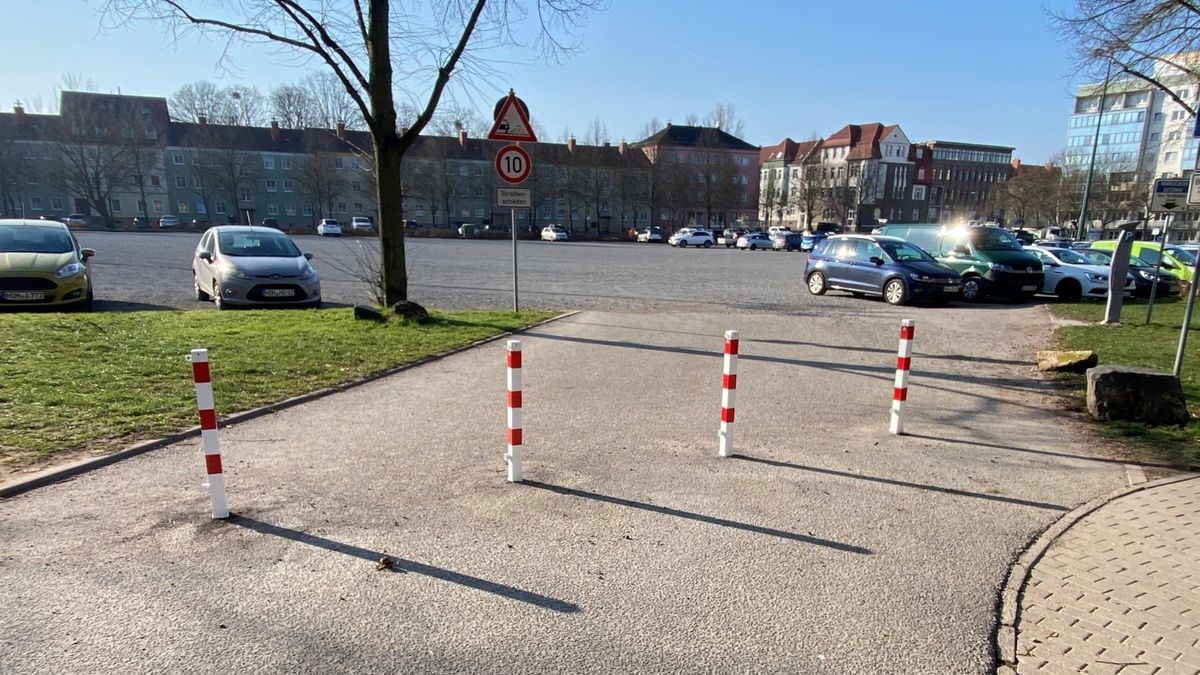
[[1011, 158, 1021, 170], [336, 121, 345, 140], [270, 120, 280, 140], [568, 135, 576, 153], [458, 128, 467, 147], [197, 115, 207, 127], [619, 140, 628, 155], [1044, 161, 1055, 171], [13, 104, 25, 121]]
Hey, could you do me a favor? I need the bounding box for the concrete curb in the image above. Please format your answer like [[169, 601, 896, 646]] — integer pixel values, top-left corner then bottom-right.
[[993, 471, 1200, 672], [0, 310, 581, 499]]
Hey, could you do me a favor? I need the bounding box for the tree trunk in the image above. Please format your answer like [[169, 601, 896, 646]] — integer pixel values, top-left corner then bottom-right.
[[375, 138, 408, 305]]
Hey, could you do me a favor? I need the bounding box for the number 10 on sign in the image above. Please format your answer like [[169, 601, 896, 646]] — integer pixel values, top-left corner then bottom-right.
[[496, 145, 532, 185]]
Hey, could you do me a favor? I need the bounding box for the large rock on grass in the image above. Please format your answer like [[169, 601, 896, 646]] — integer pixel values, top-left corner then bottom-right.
[[1086, 365, 1189, 424], [353, 304, 387, 322], [391, 301, 430, 324], [1037, 350, 1098, 373]]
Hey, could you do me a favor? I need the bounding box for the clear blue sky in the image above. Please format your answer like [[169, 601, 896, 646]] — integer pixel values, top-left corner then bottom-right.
[[4, 0, 1080, 163]]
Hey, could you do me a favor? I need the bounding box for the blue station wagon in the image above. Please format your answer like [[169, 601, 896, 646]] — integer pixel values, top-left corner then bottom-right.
[[804, 234, 962, 305]]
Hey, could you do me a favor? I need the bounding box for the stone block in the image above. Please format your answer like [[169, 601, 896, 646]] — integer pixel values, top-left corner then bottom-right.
[[1086, 365, 1189, 424], [1037, 350, 1099, 373], [353, 304, 387, 322]]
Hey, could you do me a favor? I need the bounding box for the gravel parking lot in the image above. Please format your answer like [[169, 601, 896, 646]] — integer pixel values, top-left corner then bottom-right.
[[76, 231, 823, 312]]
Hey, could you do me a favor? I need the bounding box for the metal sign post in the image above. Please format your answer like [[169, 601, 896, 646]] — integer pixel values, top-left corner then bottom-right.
[[488, 89, 536, 315], [1173, 250, 1200, 376], [496, 188, 532, 313]]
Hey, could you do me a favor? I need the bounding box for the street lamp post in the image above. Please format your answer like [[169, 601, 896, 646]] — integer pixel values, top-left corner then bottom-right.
[[1077, 58, 1113, 241]]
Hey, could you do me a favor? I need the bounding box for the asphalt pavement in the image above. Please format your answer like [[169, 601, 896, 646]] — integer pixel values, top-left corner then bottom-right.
[[0, 301, 1136, 672], [75, 231, 820, 312]]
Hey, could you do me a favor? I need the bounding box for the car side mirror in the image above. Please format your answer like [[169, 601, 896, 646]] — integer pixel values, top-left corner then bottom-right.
[[303, 252, 314, 260], [80, 248, 95, 259], [198, 251, 213, 262], [869, 256, 884, 266]]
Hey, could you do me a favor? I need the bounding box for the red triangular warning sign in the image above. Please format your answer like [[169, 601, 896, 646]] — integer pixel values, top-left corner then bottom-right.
[[487, 94, 537, 143]]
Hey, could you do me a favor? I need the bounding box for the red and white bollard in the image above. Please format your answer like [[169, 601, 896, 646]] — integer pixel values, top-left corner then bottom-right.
[[889, 320, 915, 435], [719, 330, 738, 457], [188, 348, 229, 518], [505, 340, 524, 482]]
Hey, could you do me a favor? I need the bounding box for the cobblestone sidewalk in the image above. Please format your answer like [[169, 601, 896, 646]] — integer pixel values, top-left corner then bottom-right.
[[1002, 475, 1200, 674]]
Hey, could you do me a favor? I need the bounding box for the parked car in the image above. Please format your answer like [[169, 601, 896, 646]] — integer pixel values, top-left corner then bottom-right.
[[260, 217, 279, 229], [159, 215, 180, 229], [771, 232, 804, 252], [541, 225, 568, 241], [669, 229, 715, 248], [718, 228, 745, 248], [637, 227, 665, 243], [1078, 248, 1181, 298], [62, 214, 89, 229], [800, 231, 832, 252], [767, 226, 792, 237], [1089, 240, 1195, 283], [317, 219, 343, 236], [1025, 246, 1135, 301], [875, 223, 1043, 301], [735, 232, 773, 250], [351, 216, 374, 233], [0, 219, 95, 310], [192, 225, 320, 309], [805, 234, 961, 305]]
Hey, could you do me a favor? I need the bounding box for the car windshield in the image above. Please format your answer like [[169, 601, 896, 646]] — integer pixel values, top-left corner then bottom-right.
[[218, 231, 301, 257], [968, 228, 1022, 251], [1051, 249, 1090, 264], [1167, 246, 1196, 265], [880, 241, 933, 262], [0, 224, 74, 253]]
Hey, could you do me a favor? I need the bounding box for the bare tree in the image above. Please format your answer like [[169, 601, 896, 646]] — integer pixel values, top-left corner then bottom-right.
[[169, 81, 229, 123], [294, 131, 345, 221], [759, 166, 779, 227], [637, 117, 661, 141], [120, 118, 162, 227], [49, 107, 134, 226], [303, 72, 367, 130], [0, 137, 31, 216], [793, 151, 825, 231], [270, 84, 316, 129], [105, 0, 604, 309], [1052, 1, 1200, 115], [704, 102, 744, 138]]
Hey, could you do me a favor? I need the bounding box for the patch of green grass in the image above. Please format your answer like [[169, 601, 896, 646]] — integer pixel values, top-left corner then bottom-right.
[[0, 308, 555, 465], [1049, 297, 1200, 467]]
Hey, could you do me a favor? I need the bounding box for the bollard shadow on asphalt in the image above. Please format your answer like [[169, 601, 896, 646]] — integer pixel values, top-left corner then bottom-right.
[[521, 481, 872, 555], [903, 432, 1186, 470], [731, 455, 1070, 512], [225, 514, 581, 614]]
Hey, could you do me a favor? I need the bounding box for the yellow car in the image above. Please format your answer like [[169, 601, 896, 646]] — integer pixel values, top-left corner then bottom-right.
[[0, 218, 95, 310]]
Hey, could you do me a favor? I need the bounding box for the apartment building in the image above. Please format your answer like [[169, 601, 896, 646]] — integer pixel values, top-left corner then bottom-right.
[[915, 141, 1014, 224]]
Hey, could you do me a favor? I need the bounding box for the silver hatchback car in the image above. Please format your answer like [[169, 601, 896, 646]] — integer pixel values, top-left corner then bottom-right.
[[192, 226, 321, 309]]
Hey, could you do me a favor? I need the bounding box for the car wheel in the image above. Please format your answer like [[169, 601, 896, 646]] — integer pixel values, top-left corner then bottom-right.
[[678, 240, 687, 248], [703, 241, 712, 248], [750, 244, 757, 250], [807, 271, 827, 295], [884, 278, 907, 306], [1056, 278, 1083, 302], [213, 281, 227, 310], [194, 275, 210, 301], [961, 276, 985, 302]]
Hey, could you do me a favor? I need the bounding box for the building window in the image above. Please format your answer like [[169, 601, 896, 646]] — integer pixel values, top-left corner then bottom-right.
[[178, 200, 190, 213], [175, 176, 186, 188], [29, 197, 42, 210], [1165, 151, 1177, 162], [459, 166, 469, 176], [285, 205, 296, 216], [474, 208, 484, 217], [912, 185, 927, 201], [50, 197, 63, 210], [265, 179, 277, 192], [283, 179, 294, 192], [475, 186, 484, 197], [191, 154, 200, 166], [173, 152, 184, 165], [264, 157, 275, 170], [473, 165, 483, 176], [283, 157, 294, 170], [146, 128, 158, 140], [153, 199, 164, 212], [1169, 131, 1182, 141], [239, 188, 251, 202], [193, 176, 202, 189], [353, 202, 363, 213], [352, 181, 362, 192], [303, 204, 313, 216], [150, 175, 161, 187], [267, 204, 279, 216], [1151, 132, 1160, 141], [1172, 110, 1186, 121], [335, 157, 345, 170], [337, 202, 347, 214], [215, 201, 227, 215]]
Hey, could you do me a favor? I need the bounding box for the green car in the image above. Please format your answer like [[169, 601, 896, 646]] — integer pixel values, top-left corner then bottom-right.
[[0, 219, 95, 310], [874, 223, 1043, 301], [1088, 240, 1195, 283]]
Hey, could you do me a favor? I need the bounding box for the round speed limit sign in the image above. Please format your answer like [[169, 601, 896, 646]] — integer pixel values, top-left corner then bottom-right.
[[495, 144, 532, 185]]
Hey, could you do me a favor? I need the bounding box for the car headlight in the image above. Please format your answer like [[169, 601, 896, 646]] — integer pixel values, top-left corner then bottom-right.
[[300, 263, 317, 280], [54, 261, 83, 278], [987, 262, 1013, 271], [1138, 270, 1155, 280], [224, 265, 252, 280], [1085, 273, 1107, 282], [909, 273, 935, 282]]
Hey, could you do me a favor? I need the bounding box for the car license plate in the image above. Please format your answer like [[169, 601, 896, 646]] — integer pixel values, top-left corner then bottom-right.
[[1021, 285, 1037, 291], [262, 289, 295, 298], [944, 285, 960, 292], [4, 291, 45, 301]]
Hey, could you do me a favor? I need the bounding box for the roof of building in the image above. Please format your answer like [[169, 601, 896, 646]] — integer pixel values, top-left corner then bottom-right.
[[823, 123, 888, 160], [760, 138, 797, 163], [634, 124, 758, 151], [920, 139, 1015, 152]]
